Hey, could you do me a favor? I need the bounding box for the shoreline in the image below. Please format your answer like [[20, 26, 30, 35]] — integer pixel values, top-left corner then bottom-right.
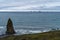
[[0, 30, 60, 40]]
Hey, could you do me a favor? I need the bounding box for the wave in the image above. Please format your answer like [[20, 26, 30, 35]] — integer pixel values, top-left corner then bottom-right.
[[15, 29, 51, 35], [0, 26, 51, 35]]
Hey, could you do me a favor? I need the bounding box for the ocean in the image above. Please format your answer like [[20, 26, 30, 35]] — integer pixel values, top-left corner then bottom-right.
[[0, 12, 60, 35]]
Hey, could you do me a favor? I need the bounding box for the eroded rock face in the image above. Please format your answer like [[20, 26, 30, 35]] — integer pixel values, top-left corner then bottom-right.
[[6, 18, 15, 35]]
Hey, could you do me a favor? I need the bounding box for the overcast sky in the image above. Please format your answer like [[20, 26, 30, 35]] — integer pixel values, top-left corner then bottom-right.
[[0, 0, 60, 11]]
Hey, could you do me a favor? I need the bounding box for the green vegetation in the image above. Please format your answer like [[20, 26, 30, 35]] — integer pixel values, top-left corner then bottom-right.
[[0, 30, 60, 40]]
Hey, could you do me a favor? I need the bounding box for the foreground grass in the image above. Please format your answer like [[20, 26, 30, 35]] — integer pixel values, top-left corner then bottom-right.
[[0, 30, 60, 40]]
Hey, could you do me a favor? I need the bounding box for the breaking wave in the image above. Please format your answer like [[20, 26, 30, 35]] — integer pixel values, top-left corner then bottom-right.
[[15, 29, 51, 35], [0, 26, 51, 35]]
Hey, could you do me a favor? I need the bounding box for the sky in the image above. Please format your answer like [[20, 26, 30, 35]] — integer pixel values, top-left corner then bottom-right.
[[0, 0, 60, 11]]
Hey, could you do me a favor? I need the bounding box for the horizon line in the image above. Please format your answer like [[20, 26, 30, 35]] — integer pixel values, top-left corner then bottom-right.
[[0, 10, 60, 12]]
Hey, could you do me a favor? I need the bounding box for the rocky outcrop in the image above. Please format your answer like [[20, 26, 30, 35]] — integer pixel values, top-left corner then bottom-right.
[[6, 18, 15, 35]]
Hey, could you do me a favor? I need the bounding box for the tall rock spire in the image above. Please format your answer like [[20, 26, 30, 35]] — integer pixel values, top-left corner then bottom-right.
[[6, 18, 15, 35]]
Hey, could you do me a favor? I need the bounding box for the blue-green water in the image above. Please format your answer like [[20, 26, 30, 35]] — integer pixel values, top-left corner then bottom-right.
[[0, 12, 60, 35]]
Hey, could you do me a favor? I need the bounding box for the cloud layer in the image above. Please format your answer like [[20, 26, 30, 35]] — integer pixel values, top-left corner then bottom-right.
[[0, 0, 60, 11]]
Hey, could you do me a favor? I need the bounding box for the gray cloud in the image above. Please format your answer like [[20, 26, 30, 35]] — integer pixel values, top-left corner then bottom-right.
[[0, 0, 60, 11]]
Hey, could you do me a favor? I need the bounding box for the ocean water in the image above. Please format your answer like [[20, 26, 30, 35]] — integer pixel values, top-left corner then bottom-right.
[[0, 12, 60, 35]]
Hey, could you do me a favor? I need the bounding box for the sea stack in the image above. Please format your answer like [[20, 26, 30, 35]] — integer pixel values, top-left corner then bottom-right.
[[6, 18, 15, 35]]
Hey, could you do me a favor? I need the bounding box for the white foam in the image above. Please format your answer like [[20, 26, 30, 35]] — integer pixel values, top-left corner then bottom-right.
[[15, 29, 50, 35], [0, 26, 51, 35], [0, 27, 4, 29]]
